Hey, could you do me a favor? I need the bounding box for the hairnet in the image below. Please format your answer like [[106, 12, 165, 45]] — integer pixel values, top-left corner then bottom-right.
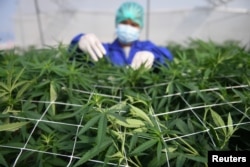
[[115, 2, 144, 28]]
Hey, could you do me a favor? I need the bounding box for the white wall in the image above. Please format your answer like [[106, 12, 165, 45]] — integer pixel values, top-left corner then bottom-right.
[[10, 0, 250, 49]]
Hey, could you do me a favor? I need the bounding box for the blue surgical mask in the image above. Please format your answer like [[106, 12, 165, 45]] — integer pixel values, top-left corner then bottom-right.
[[116, 24, 140, 44]]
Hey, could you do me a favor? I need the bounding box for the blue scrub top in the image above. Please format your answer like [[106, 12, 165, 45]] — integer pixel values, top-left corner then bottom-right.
[[69, 33, 173, 66]]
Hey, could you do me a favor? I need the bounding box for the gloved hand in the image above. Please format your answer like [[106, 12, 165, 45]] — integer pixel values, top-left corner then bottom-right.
[[130, 51, 155, 70], [78, 33, 106, 61]]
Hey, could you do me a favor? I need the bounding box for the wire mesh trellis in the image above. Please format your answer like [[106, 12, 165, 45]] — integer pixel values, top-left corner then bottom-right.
[[1, 82, 249, 167]]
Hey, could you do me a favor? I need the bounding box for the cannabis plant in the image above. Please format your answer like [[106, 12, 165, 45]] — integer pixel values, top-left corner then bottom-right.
[[0, 40, 249, 167]]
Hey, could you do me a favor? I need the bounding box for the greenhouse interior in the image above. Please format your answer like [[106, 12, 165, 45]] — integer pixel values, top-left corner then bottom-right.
[[0, 0, 250, 166]]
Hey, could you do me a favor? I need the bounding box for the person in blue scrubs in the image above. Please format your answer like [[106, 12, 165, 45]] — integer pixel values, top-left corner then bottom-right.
[[69, 1, 173, 69]]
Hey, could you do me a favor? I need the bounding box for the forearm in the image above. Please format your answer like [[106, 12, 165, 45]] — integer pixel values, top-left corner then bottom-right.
[[68, 34, 85, 61]]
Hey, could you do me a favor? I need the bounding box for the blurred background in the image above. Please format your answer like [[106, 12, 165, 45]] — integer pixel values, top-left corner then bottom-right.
[[1, 0, 250, 49]]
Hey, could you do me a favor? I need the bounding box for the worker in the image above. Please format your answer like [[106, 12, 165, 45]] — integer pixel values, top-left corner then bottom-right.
[[69, 1, 173, 69]]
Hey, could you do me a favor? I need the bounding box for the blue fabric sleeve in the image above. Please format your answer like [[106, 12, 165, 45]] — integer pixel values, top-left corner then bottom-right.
[[148, 45, 173, 72], [68, 33, 87, 61], [155, 46, 173, 63], [138, 40, 173, 65], [68, 33, 84, 53]]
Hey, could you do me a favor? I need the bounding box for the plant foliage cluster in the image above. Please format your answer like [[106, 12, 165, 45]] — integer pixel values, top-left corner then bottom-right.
[[0, 40, 250, 167]]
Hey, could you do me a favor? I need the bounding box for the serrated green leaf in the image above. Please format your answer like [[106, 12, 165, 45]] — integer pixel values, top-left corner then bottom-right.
[[133, 127, 147, 133], [0, 82, 9, 91], [175, 119, 188, 133], [108, 151, 123, 158], [157, 97, 168, 111], [165, 145, 178, 153], [2, 107, 21, 114], [10, 80, 27, 91], [211, 109, 226, 135], [16, 80, 34, 99], [157, 141, 162, 162], [78, 135, 96, 144], [37, 123, 53, 134], [108, 112, 127, 125], [148, 151, 171, 167], [119, 118, 145, 128], [0, 91, 9, 99], [97, 113, 107, 145], [46, 157, 68, 166], [0, 122, 29, 132], [129, 105, 153, 126], [187, 118, 194, 132], [130, 139, 157, 155], [166, 81, 173, 94], [129, 134, 138, 152], [0, 153, 8, 167], [104, 144, 116, 164], [50, 81, 57, 101], [78, 115, 101, 135], [74, 139, 112, 167], [109, 102, 128, 111], [12, 68, 25, 87], [209, 127, 220, 147], [176, 154, 186, 167], [227, 112, 234, 136], [184, 154, 207, 163], [203, 69, 211, 79], [52, 109, 82, 120], [50, 81, 57, 116], [232, 89, 247, 102]]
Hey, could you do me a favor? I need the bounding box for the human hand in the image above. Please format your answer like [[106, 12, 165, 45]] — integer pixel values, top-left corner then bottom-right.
[[78, 33, 106, 61], [130, 51, 154, 70]]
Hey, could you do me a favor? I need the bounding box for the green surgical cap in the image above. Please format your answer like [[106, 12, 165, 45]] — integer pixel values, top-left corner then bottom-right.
[[115, 1, 144, 28]]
